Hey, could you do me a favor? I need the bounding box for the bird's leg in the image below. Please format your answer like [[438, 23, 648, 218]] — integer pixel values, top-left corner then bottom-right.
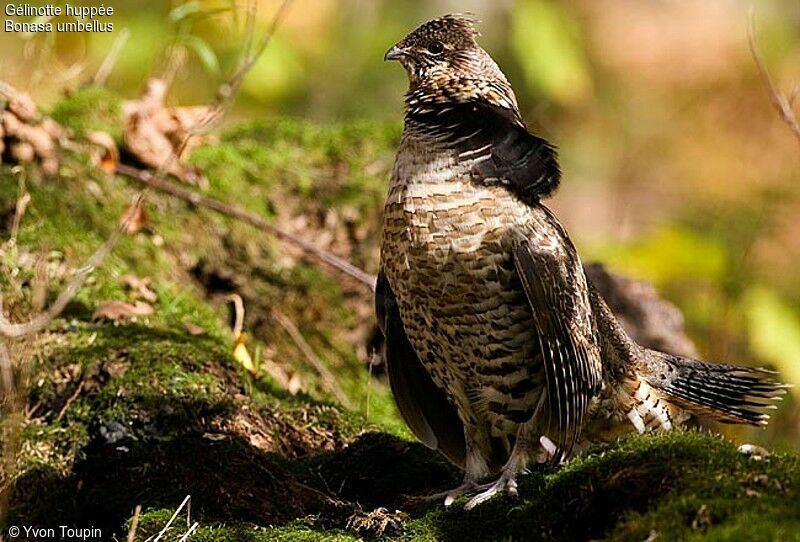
[[439, 429, 495, 506], [464, 394, 546, 510], [463, 428, 531, 509], [414, 424, 495, 505]]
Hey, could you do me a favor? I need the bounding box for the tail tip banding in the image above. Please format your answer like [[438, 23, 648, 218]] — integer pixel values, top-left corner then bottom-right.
[[643, 353, 788, 427]]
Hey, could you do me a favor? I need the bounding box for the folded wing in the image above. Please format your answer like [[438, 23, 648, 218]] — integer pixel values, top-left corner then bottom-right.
[[375, 270, 467, 468], [512, 238, 602, 457]]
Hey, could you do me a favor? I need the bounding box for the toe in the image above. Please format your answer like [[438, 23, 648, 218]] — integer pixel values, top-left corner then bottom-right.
[[442, 480, 482, 507], [463, 476, 518, 510], [507, 478, 518, 497], [464, 488, 496, 510]]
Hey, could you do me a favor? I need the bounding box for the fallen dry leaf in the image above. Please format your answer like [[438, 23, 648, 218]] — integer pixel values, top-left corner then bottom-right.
[[86, 130, 119, 174], [122, 78, 209, 184], [8, 89, 39, 122], [232, 332, 257, 375], [120, 199, 148, 234], [183, 322, 206, 336], [10, 141, 34, 163], [121, 274, 157, 303], [1, 88, 63, 176], [286, 373, 304, 395], [93, 300, 155, 320]]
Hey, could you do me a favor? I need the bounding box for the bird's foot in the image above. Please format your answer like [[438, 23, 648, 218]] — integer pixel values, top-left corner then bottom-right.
[[444, 479, 492, 507], [409, 479, 484, 506], [464, 470, 518, 510]]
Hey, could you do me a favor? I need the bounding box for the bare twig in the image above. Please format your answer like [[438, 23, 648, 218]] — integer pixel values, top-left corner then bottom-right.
[[171, 0, 294, 164], [10, 183, 30, 245], [240, 1, 257, 70], [116, 164, 376, 290], [789, 84, 800, 108], [176, 523, 199, 542], [126, 504, 142, 542], [226, 294, 246, 339], [0, 339, 31, 524], [56, 379, 84, 422], [749, 10, 800, 144], [273, 309, 353, 408], [0, 341, 13, 406], [151, 495, 191, 542], [93, 28, 131, 86], [0, 192, 146, 338]]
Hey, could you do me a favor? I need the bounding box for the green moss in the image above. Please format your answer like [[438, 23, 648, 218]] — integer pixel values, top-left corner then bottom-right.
[[401, 432, 800, 542], [131, 510, 361, 542], [8, 320, 369, 534], [191, 117, 400, 215], [1, 109, 400, 414], [49, 86, 125, 141]]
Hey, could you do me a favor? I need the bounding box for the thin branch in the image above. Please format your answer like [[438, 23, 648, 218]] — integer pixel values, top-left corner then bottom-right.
[[749, 10, 800, 145], [171, 0, 293, 163], [10, 183, 30, 245], [126, 504, 142, 542], [56, 379, 84, 422], [151, 495, 191, 542], [116, 164, 376, 290], [93, 28, 131, 86], [273, 309, 353, 409], [0, 192, 146, 338], [789, 84, 800, 108], [226, 293, 246, 339], [240, 1, 257, 70], [0, 341, 13, 403], [176, 523, 199, 542], [0, 339, 20, 524]]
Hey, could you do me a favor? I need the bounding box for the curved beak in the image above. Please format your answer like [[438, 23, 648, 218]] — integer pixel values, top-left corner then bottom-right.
[[384, 45, 406, 61]]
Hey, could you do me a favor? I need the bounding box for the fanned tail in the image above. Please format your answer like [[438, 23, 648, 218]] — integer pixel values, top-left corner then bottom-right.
[[641, 352, 789, 426]]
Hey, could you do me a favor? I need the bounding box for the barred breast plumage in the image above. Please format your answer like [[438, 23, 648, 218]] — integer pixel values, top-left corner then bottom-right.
[[382, 135, 545, 443]]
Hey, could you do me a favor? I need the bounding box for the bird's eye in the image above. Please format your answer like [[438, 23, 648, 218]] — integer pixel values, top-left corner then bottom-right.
[[427, 41, 444, 55]]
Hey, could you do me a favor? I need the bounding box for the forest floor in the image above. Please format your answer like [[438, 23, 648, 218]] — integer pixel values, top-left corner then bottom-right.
[[2, 87, 800, 541]]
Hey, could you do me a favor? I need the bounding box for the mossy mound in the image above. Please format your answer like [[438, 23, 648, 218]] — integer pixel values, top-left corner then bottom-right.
[[402, 432, 800, 542], [2, 88, 799, 540], [10, 320, 375, 530]]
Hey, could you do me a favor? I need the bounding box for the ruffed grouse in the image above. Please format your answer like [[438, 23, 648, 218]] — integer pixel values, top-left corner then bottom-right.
[[376, 14, 786, 509]]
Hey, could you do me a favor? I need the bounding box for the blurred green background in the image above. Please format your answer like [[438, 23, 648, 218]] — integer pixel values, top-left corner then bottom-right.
[[2, 0, 799, 445]]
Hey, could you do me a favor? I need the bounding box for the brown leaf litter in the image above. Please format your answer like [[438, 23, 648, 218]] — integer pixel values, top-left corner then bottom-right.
[[93, 300, 155, 321], [0, 84, 64, 176], [122, 78, 210, 184]]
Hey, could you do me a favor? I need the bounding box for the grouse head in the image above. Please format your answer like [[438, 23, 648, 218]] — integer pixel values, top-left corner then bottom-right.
[[385, 14, 520, 118]]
